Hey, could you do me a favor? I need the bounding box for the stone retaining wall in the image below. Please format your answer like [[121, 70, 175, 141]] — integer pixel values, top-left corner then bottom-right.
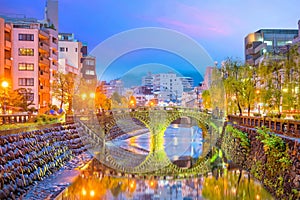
[[0, 123, 86, 199], [221, 124, 300, 200]]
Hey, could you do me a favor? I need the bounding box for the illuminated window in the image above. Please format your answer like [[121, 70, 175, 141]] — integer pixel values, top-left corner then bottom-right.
[[18, 78, 34, 86], [19, 34, 34, 41], [264, 40, 273, 46], [85, 60, 95, 65], [85, 70, 95, 75], [18, 48, 34, 56], [18, 63, 34, 71]]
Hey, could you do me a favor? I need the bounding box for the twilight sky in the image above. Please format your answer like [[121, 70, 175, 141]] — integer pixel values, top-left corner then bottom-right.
[[1, 0, 300, 85]]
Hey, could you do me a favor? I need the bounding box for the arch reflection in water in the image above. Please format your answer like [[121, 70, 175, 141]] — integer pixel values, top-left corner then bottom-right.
[[164, 117, 204, 168], [61, 160, 273, 200]]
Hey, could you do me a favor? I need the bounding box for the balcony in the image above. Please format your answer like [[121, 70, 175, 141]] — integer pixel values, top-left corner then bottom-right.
[[5, 40, 11, 49], [5, 59, 12, 68], [39, 30, 49, 40], [39, 70, 50, 80], [51, 51, 58, 61], [253, 43, 267, 54], [4, 23, 12, 32], [245, 48, 254, 55], [39, 56, 49, 66], [39, 42, 49, 52]]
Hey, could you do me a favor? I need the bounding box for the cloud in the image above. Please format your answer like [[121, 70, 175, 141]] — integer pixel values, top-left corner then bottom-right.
[[142, 1, 239, 38]]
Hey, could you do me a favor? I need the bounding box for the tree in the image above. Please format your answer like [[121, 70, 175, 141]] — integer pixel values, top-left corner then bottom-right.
[[15, 88, 35, 111], [51, 72, 76, 114], [73, 78, 97, 114], [201, 90, 211, 109], [223, 59, 244, 115], [95, 82, 111, 111], [111, 92, 127, 108], [128, 95, 136, 108]]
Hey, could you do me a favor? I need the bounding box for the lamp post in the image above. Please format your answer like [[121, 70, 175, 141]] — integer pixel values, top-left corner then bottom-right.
[[1, 81, 8, 114]]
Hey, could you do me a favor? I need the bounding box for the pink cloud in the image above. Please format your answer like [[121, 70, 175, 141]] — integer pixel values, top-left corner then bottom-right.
[[146, 2, 241, 38]]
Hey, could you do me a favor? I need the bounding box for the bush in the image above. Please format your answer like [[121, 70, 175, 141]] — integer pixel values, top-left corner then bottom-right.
[[293, 114, 300, 120], [31, 114, 59, 124], [253, 113, 261, 117]]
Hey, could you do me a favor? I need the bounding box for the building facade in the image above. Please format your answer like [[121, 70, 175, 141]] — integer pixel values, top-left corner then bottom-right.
[[58, 33, 82, 75], [8, 18, 58, 113], [0, 18, 13, 80], [245, 29, 298, 65]]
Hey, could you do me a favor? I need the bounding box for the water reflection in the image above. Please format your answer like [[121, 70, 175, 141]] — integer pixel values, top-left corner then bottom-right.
[[164, 124, 203, 162], [110, 123, 203, 162], [61, 160, 273, 200]]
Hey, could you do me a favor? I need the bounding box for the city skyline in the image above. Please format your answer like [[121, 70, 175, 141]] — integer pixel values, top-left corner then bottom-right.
[[1, 0, 300, 61], [1, 0, 300, 83]]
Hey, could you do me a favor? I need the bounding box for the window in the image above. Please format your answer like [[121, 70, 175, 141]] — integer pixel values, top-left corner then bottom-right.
[[25, 93, 34, 101], [60, 47, 65, 52], [18, 63, 34, 71], [75, 48, 77, 52], [66, 47, 68, 52], [19, 48, 34, 56], [18, 34, 34, 41], [85, 70, 95, 75], [85, 60, 95, 65], [18, 78, 34, 86]]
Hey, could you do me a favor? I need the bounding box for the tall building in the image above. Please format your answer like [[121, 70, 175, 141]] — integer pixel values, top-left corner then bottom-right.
[[142, 72, 154, 93], [245, 29, 298, 65], [44, 0, 58, 30], [58, 33, 82, 75], [0, 16, 58, 113], [81, 44, 97, 82], [292, 20, 300, 46], [202, 66, 214, 90], [152, 72, 183, 102], [0, 18, 13, 80], [103, 79, 124, 97], [179, 77, 194, 91]]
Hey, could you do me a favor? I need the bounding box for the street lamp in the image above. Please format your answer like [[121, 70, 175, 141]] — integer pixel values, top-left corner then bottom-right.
[[1, 81, 8, 114]]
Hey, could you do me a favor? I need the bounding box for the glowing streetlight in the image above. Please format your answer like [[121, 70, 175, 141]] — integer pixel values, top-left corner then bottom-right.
[[90, 92, 95, 98], [90, 190, 95, 197], [1, 81, 8, 88], [82, 188, 87, 196]]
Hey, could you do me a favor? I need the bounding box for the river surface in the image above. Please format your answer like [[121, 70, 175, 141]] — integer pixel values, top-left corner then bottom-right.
[[60, 123, 273, 200]]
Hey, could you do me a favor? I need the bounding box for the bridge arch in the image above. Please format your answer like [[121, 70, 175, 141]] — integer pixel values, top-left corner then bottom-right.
[[88, 108, 219, 175]]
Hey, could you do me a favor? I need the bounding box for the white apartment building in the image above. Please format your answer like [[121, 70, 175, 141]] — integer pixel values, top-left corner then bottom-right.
[[152, 72, 183, 102], [58, 33, 82, 75]]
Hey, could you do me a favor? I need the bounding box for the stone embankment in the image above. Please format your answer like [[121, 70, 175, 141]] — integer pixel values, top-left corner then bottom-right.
[[0, 123, 88, 199], [222, 124, 300, 200]]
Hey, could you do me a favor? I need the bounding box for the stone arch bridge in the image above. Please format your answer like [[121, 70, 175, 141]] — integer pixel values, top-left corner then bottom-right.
[[77, 107, 222, 177]]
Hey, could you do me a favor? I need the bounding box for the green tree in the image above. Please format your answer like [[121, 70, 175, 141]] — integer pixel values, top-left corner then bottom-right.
[[51, 72, 76, 114], [15, 88, 35, 111], [201, 90, 211, 109]]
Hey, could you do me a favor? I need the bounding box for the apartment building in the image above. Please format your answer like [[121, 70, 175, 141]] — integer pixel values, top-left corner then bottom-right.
[[81, 44, 97, 82], [7, 18, 58, 113], [58, 33, 82, 75], [152, 72, 184, 102]]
